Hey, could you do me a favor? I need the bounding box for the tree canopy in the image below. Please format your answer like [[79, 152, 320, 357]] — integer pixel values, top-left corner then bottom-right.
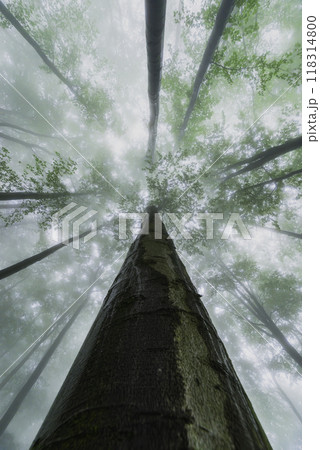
[[0, 0, 301, 448]]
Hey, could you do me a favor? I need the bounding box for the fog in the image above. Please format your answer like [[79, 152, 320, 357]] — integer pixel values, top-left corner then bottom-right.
[[0, 0, 301, 448]]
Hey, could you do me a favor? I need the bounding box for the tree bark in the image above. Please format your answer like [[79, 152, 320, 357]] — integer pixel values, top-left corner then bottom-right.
[[0, 227, 97, 281], [31, 209, 271, 449], [179, 0, 236, 140], [221, 137, 302, 182], [0, 299, 86, 437], [145, 0, 167, 163]]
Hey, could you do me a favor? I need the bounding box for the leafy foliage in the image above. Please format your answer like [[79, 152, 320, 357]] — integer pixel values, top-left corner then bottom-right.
[[0, 0, 113, 122], [0, 147, 77, 227], [0, 0, 302, 447]]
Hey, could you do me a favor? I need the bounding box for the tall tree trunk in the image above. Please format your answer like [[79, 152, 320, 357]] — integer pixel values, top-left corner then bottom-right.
[[179, 0, 236, 141], [0, 227, 97, 280], [0, 1, 84, 107], [31, 209, 271, 449], [221, 137, 302, 182], [0, 299, 86, 437], [145, 0, 167, 163]]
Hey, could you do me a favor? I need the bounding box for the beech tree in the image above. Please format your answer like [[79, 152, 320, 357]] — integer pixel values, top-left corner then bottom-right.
[[0, 1, 80, 99], [0, 227, 101, 280], [0, 0, 112, 122], [31, 210, 271, 449], [145, 0, 167, 163], [204, 251, 302, 371], [220, 136, 302, 182], [212, 256, 301, 368], [0, 0, 302, 447], [178, 0, 236, 140]]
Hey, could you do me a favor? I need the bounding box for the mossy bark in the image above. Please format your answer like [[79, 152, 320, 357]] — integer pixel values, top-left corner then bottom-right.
[[31, 214, 271, 449]]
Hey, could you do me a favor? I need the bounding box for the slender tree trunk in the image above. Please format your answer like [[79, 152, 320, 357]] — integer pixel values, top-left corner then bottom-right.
[[0, 299, 86, 437], [0, 132, 48, 153], [0, 1, 81, 101], [0, 203, 28, 209], [239, 12, 256, 120], [222, 136, 302, 173], [273, 378, 301, 423], [0, 276, 27, 299], [0, 228, 97, 280], [233, 288, 302, 368], [237, 289, 302, 368], [31, 209, 271, 449], [257, 226, 301, 239], [0, 310, 42, 360], [221, 137, 302, 182], [0, 122, 59, 140], [179, 0, 236, 140], [217, 258, 302, 368], [0, 319, 56, 391], [145, 0, 167, 163], [234, 169, 301, 191], [264, 316, 302, 368], [0, 192, 95, 201], [174, 0, 183, 53]]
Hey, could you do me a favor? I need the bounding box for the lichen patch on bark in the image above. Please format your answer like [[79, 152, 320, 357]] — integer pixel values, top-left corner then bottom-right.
[[31, 224, 271, 449]]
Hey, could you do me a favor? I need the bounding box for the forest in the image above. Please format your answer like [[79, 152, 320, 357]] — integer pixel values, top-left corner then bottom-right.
[[0, 0, 301, 448]]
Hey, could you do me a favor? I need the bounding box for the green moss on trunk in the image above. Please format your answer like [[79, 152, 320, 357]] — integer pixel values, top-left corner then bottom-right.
[[31, 215, 271, 449]]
